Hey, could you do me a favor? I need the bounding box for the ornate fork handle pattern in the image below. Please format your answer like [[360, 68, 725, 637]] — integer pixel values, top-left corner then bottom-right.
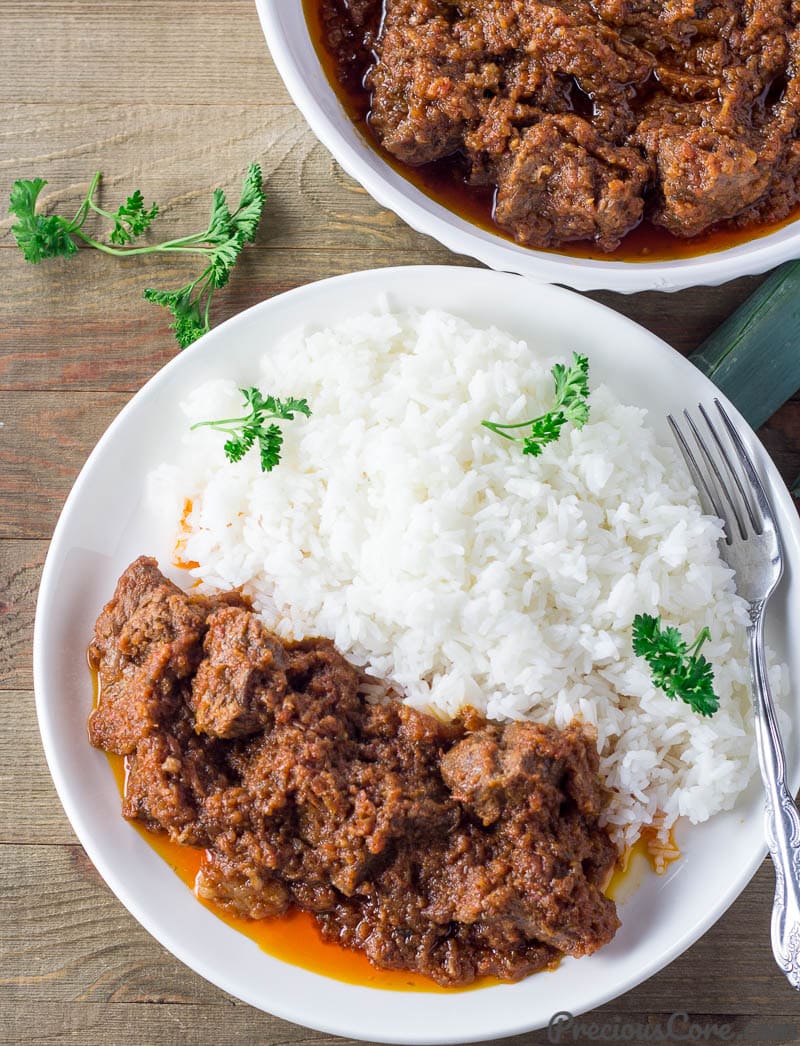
[[669, 401, 799, 989], [749, 607, 800, 989]]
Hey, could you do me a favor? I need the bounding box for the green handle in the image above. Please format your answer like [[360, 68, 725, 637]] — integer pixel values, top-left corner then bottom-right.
[[689, 261, 800, 431]]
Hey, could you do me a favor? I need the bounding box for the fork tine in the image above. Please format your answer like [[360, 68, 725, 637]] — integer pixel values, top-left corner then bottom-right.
[[698, 402, 758, 535], [714, 399, 772, 536], [667, 413, 727, 526], [683, 409, 748, 540]]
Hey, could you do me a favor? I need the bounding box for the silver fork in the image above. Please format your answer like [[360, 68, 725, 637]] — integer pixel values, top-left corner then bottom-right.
[[668, 399, 800, 990]]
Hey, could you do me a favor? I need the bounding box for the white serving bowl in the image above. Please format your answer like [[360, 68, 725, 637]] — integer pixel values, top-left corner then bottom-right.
[[34, 266, 800, 1043], [255, 1, 800, 294]]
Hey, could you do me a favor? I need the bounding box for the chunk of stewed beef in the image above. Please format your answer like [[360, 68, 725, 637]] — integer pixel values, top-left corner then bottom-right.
[[88, 556, 249, 753], [640, 125, 771, 237], [494, 117, 649, 251], [191, 606, 288, 738]]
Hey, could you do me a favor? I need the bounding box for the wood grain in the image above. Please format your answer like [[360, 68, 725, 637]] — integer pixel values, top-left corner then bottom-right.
[[0, 249, 465, 394], [0, 3, 289, 106], [0, 254, 769, 389], [3, 1002, 798, 1046], [0, 392, 131, 539], [1, 836, 799, 1039], [0, 543, 44, 690], [0, 691, 74, 845], [3, 0, 800, 1043]]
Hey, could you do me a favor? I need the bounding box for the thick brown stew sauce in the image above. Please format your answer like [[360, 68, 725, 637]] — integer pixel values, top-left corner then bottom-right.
[[101, 740, 461, 991], [96, 670, 675, 990], [93, 668, 456, 991], [87, 558, 656, 990], [305, 0, 800, 261]]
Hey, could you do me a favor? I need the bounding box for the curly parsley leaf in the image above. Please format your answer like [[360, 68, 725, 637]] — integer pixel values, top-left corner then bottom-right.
[[632, 613, 719, 717], [553, 352, 590, 428], [208, 231, 246, 289], [144, 164, 265, 343], [143, 284, 209, 350], [266, 395, 312, 420], [230, 164, 265, 243], [522, 414, 566, 456], [9, 164, 265, 350], [9, 178, 79, 263], [191, 386, 311, 473], [482, 352, 591, 457], [223, 428, 256, 463], [258, 423, 284, 472], [109, 190, 159, 245]]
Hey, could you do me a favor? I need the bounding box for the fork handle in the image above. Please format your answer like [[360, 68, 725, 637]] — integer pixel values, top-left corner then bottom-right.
[[748, 608, 800, 989]]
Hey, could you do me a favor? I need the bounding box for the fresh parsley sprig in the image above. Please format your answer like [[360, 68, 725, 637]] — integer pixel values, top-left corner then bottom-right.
[[481, 352, 590, 456], [8, 165, 265, 349], [108, 189, 160, 246], [632, 613, 719, 717], [191, 387, 311, 472]]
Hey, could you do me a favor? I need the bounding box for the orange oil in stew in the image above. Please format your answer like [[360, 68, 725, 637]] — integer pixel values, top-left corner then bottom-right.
[[606, 827, 680, 904], [172, 498, 199, 571], [93, 670, 673, 989], [103, 751, 467, 992], [92, 670, 485, 991], [303, 0, 800, 263]]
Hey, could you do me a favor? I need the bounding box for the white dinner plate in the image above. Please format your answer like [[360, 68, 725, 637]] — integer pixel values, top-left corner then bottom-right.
[[34, 266, 800, 1044]]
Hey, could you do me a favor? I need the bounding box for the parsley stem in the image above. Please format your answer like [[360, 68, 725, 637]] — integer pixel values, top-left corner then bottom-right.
[[687, 627, 711, 658], [482, 414, 552, 434], [69, 228, 217, 257], [190, 409, 293, 432], [67, 171, 102, 231], [191, 415, 251, 430], [481, 426, 519, 442], [203, 281, 213, 329], [87, 201, 121, 223]]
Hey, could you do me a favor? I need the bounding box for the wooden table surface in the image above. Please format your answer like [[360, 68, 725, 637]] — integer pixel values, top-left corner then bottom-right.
[[3, 4, 800, 1045]]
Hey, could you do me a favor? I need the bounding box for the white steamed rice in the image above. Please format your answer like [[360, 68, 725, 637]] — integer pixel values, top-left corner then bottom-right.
[[149, 308, 788, 849]]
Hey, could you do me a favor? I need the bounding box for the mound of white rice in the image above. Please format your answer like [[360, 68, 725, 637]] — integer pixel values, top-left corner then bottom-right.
[[149, 308, 788, 849]]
